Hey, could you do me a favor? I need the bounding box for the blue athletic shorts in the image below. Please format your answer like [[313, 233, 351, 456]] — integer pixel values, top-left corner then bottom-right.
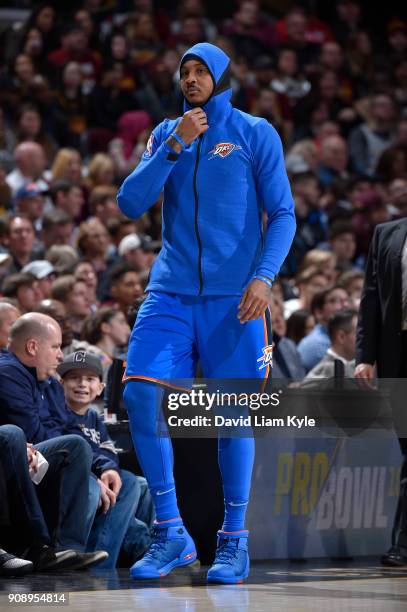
[[124, 291, 272, 388]]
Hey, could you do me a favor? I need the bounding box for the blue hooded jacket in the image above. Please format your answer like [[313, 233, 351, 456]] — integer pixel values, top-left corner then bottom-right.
[[118, 43, 296, 295]]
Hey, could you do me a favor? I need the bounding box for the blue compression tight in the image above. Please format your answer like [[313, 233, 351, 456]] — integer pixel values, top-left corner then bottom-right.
[[123, 381, 255, 531]]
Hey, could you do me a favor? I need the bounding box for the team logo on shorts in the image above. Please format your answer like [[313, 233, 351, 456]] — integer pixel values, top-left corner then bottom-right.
[[208, 142, 242, 159], [257, 344, 273, 370]]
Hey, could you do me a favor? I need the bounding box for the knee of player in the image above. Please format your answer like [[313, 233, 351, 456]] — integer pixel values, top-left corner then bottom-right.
[[124, 381, 157, 413]]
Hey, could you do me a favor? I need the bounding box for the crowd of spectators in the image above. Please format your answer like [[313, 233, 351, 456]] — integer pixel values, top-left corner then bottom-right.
[[0, 0, 406, 573]]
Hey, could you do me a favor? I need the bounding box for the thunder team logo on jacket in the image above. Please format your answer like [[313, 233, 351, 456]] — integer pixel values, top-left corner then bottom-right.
[[118, 42, 296, 296], [208, 142, 242, 160], [145, 132, 154, 158]]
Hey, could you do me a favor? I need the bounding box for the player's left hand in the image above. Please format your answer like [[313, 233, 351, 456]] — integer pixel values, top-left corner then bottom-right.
[[238, 279, 272, 324], [100, 469, 122, 496]]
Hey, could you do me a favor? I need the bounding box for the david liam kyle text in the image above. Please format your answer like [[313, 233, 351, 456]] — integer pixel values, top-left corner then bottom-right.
[[167, 415, 316, 428]]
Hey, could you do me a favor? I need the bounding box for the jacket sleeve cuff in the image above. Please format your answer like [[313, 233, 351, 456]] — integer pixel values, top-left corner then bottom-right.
[[254, 268, 275, 282], [161, 140, 181, 162], [93, 461, 121, 478]]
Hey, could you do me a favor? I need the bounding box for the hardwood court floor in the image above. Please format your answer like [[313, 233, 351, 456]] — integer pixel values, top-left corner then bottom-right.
[[1, 559, 407, 612]]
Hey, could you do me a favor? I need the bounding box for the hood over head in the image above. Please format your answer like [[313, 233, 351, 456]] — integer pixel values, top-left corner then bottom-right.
[[180, 42, 232, 122]]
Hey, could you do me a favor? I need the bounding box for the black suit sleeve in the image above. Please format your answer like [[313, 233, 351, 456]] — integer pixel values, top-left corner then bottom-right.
[[356, 226, 380, 365]]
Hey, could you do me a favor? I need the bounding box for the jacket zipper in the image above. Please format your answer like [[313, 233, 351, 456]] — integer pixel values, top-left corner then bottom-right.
[[193, 134, 204, 294]]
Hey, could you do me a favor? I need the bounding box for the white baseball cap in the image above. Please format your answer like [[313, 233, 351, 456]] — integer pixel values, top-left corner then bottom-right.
[[22, 260, 55, 279], [0, 252, 11, 265], [118, 233, 142, 256]]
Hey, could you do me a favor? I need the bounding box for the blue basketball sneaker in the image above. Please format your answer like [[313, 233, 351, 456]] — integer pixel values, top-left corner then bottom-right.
[[207, 530, 249, 584], [130, 524, 197, 579]]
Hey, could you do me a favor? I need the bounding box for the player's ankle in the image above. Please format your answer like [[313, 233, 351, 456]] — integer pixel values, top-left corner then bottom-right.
[[154, 516, 183, 527]]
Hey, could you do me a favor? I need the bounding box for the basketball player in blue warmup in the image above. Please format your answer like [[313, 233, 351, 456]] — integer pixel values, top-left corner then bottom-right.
[[118, 42, 296, 583]]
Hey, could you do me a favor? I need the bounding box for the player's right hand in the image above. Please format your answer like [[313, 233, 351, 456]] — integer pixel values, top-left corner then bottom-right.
[[175, 108, 209, 145]]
